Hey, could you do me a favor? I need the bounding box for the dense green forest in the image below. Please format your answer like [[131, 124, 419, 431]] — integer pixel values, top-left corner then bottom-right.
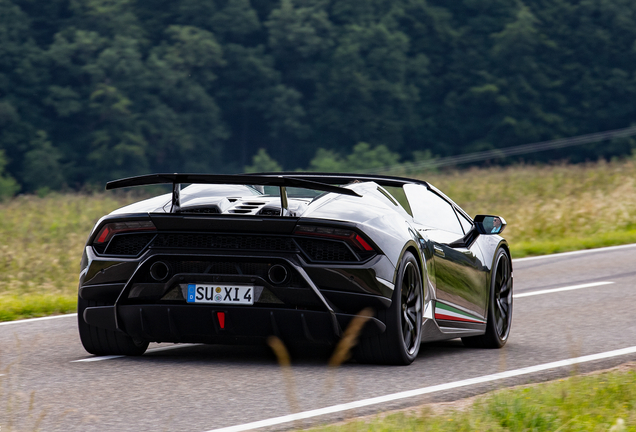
[[1, 0, 636, 194]]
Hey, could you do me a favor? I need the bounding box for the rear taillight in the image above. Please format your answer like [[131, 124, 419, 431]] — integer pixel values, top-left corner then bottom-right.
[[294, 225, 375, 252], [94, 221, 156, 244]]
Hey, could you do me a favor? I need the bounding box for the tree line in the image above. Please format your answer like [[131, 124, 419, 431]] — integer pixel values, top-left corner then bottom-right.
[[1, 0, 636, 195]]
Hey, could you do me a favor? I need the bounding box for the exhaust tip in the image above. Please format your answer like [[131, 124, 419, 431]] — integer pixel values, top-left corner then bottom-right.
[[150, 261, 171, 281], [268, 264, 288, 285]]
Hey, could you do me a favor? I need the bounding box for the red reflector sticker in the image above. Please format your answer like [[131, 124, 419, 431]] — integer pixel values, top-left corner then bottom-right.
[[96, 226, 111, 244], [355, 234, 373, 251], [217, 312, 225, 329]]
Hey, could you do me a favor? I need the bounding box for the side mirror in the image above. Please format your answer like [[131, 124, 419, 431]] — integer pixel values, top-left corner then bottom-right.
[[474, 215, 507, 235]]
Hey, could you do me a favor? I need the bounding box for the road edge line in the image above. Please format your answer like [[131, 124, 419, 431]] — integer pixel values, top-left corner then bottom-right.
[[514, 281, 614, 298], [513, 242, 636, 263], [0, 313, 78, 326]]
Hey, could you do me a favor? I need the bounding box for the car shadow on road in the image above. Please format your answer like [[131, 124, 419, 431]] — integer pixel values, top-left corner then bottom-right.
[[129, 340, 334, 366], [107, 337, 472, 368]]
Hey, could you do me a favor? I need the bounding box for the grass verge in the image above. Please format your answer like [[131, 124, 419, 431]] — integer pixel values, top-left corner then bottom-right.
[[306, 364, 636, 431], [513, 229, 636, 258], [0, 294, 76, 321]]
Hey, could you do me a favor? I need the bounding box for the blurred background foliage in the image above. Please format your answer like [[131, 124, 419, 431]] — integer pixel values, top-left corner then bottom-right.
[[2, 0, 636, 196]]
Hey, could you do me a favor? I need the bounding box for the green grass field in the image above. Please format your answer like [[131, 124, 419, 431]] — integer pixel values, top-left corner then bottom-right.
[[0, 192, 138, 321], [417, 159, 636, 258], [1, 158, 636, 321]]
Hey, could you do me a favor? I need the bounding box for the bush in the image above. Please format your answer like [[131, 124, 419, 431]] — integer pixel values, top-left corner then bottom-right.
[[0, 150, 19, 200], [309, 142, 400, 172], [244, 148, 283, 173]]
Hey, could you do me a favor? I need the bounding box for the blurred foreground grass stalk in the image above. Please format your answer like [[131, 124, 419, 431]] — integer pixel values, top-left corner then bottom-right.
[[308, 365, 636, 431], [1, 159, 636, 320]]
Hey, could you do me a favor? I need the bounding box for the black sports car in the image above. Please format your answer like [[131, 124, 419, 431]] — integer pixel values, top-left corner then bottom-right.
[[78, 173, 512, 365]]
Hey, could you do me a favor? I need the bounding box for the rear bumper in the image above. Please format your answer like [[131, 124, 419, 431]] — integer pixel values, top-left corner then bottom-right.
[[83, 304, 386, 345]]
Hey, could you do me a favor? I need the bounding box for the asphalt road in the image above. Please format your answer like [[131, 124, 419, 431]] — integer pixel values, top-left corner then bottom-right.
[[1, 244, 636, 431]]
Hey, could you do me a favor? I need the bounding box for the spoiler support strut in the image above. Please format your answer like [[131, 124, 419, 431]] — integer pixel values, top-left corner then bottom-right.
[[170, 183, 181, 213], [279, 186, 288, 216]]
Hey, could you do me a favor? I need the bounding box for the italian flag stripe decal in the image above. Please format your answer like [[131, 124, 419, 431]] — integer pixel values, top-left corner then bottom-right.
[[435, 302, 486, 324]]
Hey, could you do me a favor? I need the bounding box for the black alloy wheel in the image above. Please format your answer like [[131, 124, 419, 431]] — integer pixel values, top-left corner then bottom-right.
[[400, 259, 423, 356], [492, 250, 512, 340], [355, 251, 423, 364], [462, 247, 513, 348]]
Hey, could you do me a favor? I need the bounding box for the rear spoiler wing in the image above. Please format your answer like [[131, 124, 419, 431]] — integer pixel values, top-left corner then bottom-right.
[[106, 173, 361, 214]]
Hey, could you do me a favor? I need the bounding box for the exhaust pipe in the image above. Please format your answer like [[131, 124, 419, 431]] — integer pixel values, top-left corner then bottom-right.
[[149, 261, 171, 281], [268, 264, 288, 285]]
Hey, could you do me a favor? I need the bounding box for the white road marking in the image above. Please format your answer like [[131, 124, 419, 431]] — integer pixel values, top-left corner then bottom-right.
[[514, 281, 614, 298], [72, 355, 124, 363], [205, 345, 636, 432], [71, 343, 200, 362], [0, 313, 77, 326], [513, 242, 636, 263], [146, 343, 201, 353]]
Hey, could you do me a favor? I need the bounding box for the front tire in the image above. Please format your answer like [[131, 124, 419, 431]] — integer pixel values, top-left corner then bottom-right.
[[356, 251, 423, 365], [78, 297, 149, 356], [462, 247, 513, 348]]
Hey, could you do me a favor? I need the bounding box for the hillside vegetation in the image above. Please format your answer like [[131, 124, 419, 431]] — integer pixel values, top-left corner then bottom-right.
[[1, 160, 636, 320], [3, 0, 636, 194]]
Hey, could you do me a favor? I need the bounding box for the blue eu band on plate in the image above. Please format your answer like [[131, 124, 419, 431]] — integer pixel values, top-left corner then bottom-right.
[[187, 284, 254, 305]]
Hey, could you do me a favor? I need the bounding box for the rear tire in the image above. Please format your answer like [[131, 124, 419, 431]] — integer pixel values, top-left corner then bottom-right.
[[78, 297, 149, 356], [462, 248, 512, 348], [355, 251, 423, 365]]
